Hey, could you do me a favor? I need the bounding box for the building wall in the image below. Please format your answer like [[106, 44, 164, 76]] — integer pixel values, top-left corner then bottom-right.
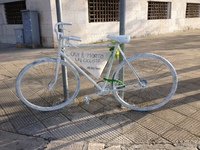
[[124, 0, 200, 37], [0, 0, 200, 47], [0, 0, 55, 47], [0, 3, 23, 44], [52, 0, 200, 46], [55, 0, 120, 44]]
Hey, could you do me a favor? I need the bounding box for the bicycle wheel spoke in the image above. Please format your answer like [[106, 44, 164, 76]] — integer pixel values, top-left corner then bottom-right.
[[16, 58, 80, 111], [112, 53, 177, 111]]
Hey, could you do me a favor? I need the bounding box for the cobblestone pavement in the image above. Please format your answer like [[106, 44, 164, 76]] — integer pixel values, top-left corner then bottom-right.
[[1, 30, 200, 150]]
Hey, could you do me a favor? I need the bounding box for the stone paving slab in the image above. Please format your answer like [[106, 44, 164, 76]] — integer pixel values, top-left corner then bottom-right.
[[45, 140, 200, 150], [1, 30, 200, 149], [0, 130, 48, 150]]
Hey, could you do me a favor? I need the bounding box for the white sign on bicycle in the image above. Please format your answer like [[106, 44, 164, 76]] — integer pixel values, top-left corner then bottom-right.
[[66, 50, 111, 78]]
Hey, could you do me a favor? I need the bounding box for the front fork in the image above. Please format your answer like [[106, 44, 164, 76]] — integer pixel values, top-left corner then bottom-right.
[[47, 40, 63, 90], [47, 57, 61, 90]]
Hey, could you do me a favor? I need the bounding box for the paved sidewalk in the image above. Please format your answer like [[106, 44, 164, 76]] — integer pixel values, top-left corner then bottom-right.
[[1, 30, 200, 150]]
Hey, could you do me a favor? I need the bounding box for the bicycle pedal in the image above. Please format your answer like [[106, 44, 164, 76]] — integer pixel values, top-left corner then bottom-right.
[[84, 95, 90, 105]]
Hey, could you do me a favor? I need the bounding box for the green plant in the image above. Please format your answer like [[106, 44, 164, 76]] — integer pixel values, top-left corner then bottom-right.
[[109, 40, 120, 60]]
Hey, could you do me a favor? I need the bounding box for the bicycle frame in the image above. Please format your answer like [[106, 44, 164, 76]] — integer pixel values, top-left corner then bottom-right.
[[49, 36, 143, 95]]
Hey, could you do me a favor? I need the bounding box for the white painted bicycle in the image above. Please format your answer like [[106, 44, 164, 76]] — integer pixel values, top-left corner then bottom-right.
[[15, 22, 178, 111]]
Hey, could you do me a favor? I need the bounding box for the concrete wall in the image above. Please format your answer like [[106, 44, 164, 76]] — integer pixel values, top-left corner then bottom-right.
[[54, 0, 120, 44], [52, 0, 200, 46], [0, 0, 56, 47], [125, 0, 200, 37], [0, 3, 23, 44], [0, 0, 200, 47]]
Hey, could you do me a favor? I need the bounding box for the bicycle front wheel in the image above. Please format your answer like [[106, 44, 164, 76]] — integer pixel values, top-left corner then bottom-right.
[[112, 53, 178, 111], [16, 58, 80, 111]]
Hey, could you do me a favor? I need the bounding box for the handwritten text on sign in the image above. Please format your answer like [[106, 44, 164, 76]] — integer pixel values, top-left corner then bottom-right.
[[66, 50, 111, 78]]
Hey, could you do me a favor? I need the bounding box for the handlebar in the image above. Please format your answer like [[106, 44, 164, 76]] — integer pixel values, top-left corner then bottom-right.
[[54, 22, 82, 42]]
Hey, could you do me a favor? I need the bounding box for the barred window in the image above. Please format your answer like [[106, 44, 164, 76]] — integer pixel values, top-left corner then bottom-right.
[[148, 1, 171, 20], [186, 3, 200, 18], [4, 1, 26, 24], [88, 0, 120, 23]]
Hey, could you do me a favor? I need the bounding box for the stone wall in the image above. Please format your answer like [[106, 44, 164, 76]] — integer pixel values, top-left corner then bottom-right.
[[0, 0, 200, 47]]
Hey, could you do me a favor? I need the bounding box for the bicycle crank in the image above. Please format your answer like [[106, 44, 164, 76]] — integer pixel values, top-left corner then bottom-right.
[[94, 80, 107, 93]]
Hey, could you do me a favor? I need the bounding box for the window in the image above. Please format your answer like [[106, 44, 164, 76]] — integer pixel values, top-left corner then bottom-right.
[[186, 3, 200, 18], [4, 1, 26, 24], [88, 0, 120, 23], [148, 1, 171, 20]]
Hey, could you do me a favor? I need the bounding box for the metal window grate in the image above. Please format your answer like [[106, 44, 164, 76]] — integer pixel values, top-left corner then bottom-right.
[[148, 1, 171, 20], [88, 0, 120, 23], [186, 3, 200, 18], [4, 1, 26, 24]]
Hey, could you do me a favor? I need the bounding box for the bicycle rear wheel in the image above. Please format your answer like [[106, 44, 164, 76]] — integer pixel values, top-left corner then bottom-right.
[[112, 53, 178, 111], [16, 58, 80, 111]]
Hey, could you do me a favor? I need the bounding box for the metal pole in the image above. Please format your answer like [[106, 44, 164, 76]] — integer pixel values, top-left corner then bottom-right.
[[55, 0, 68, 100], [120, 0, 126, 36], [119, 0, 126, 100], [56, 0, 62, 24]]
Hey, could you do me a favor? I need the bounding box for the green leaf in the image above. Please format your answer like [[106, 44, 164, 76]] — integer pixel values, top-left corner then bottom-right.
[[109, 40, 120, 60]]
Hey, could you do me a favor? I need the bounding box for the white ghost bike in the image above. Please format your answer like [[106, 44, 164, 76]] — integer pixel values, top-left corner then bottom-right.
[[15, 22, 178, 112]]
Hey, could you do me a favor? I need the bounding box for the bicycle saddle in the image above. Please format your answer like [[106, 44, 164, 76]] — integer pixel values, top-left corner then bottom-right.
[[107, 34, 130, 43]]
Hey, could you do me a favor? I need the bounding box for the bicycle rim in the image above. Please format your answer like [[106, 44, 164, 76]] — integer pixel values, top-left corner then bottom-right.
[[112, 53, 178, 111], [16, 58, 80, 111]]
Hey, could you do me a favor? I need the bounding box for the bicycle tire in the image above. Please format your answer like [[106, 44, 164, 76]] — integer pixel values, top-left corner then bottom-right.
[[112, 53, 178, 111], [16, 58, 80, 111]]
